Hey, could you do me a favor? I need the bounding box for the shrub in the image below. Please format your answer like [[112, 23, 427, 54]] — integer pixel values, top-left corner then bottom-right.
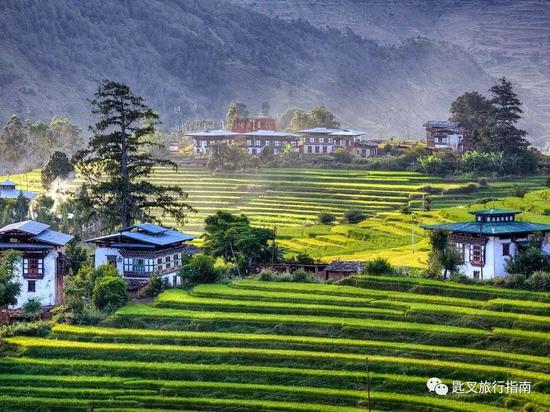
[[318, 212, 336, 224], [448, 273, 474, 284], [343, 209, 367, 224], [3, 321, 51, 337], [527, 271, 550, 292], [293, 252, 315, 264], [92, 276, 128, 311], [363, 258, 394, 276], [139, 274, 166, 298], [257, 269, 279, 281], [22, 298, 42, 320], [180, 254, 220, 285], [399, 204, 412, 215], [510, 184, 528, 198], [290, 268, 316, 282]]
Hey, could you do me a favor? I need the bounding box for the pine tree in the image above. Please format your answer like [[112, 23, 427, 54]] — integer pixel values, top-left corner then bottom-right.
[[485, 77, 529, 155], [0, 114, 26, 163], [73, 80, 194, 230], [13, 191, 29, 222]]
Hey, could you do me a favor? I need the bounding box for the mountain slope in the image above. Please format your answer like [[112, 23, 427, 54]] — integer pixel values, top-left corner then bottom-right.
[[228, 0, 550, 147], [0, 0, 491, 138]]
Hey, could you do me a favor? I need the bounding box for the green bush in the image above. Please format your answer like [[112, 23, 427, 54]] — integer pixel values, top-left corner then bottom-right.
[[92, 276, 128, 311], [363, 258, 394, 276], [180, 254, 220, 284], [257, 269, 280, 281], [139, 274, 166, 298], [3, 321, 51, 337], [527, 271, 550, 292], [318, 212, 336, 224], [343, 209, 367, 224], [22, 298, 43, 320]]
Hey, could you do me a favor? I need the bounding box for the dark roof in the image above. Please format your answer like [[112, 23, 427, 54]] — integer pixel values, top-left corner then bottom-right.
[[423, 120, 461, 132], [421, 221, 550, 236], [469, 209, 521, 215], [0, 242, 54, 250], [0, 220, 73, 246], [325, 261, 365, 272], [87, 224, 196, 247]]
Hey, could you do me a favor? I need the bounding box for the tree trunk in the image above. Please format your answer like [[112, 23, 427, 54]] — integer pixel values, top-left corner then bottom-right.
[[120, 97, 130, 228]]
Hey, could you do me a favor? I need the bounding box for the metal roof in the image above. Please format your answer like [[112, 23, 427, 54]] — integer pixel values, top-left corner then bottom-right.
[[0, 189, 37, 200], [423, 120, 462, 132], [0, 242, 54, 250], [243, 130, 300, 138], [0, 221, 50, 235], [469, 209, 521, 215], [329, 129, 365, 136], [298, 127, 340, 134], [185, 129, 239, 138], [88, 224, 196, 247], [0, 220, 73, 246], [421, 221, 550, 236], [122, 223, 168, 235], [325, 261, 365, 272], [0, 180, 16, 186]]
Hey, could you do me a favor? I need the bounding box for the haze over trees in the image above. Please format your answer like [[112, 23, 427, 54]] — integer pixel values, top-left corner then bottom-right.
[[0, 0, 493, 139], [72, 80, 194, 230]]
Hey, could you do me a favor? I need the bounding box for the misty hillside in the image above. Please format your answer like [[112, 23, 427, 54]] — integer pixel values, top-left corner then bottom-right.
[[229, 0, 550, 147], [0, 0, 492, 138]]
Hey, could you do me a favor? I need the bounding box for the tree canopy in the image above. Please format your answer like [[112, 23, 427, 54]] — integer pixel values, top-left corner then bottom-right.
[[289, 105, 340, 131], [73, 80, 193, 229], [0, 250, 21, 308]]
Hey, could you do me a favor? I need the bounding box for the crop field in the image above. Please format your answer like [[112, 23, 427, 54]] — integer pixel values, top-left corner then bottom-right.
[[2, 278, 550, 411], [3, 168, 548, 266]]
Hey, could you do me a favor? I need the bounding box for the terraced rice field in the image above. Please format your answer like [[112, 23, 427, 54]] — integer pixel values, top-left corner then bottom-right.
[[2, 277, 549, 411], [3, 168, 547, 235]]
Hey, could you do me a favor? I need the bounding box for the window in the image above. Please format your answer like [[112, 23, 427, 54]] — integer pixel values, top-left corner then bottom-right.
[[309, 137, 314, 143], [470, 245, 483, 265], [307, 146, 312, 153], [107, 255, 117, 267], [473, 270, 480, 280], [275, 140, 281, 146], [165, 255, 172, 269], [502, 243, 510, 256], [27, 280, 36, 292], [132, 258, 145, 272], [246, 139, 252, 146], [173, 253, 181, 268], [124, 258, 154, 274], [252, 148, 257, 155], [173, 276, 178, 286], [328, 138, 333, 144], [319, 137, 324, 144], [23, 258, 44, 277], [453, 242, 465, 261], [315, 146, 320, 153], [322, 146, 328, 153]]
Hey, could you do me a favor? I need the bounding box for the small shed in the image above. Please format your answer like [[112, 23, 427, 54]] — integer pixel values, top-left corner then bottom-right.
[[324, 261, 365, 281]]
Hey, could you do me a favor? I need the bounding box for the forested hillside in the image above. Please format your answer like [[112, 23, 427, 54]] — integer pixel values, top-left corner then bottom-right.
[[0, 0, 491, 137], [230, 0, 550, 148]]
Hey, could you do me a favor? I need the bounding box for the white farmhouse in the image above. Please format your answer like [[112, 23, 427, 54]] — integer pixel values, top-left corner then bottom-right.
[[422, 209, 550, 280], [0, 220, 73, 308], [87, 223, 200, 289]]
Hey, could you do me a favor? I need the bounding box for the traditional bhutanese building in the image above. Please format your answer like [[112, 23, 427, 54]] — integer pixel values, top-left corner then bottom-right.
[[243, 130, 301, 155], [300, 128, 365, 154], [0, 180, 36, 200], [0, 220, 73, 308], [423, 120, 469, 153], [87, 223, 200, 289], [231, 115, 276, 133], [185, 129, 240, 154], [422, 209, 550, 280]]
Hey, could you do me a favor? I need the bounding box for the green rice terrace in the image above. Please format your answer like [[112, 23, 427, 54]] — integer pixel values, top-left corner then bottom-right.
[[2, 277, 550, 411], [4, 168, 549, 267]]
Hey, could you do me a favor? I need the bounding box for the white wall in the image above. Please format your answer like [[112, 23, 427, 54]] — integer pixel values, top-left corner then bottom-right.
[[10, 250, 58, 308], [94, 247, 123, 274]]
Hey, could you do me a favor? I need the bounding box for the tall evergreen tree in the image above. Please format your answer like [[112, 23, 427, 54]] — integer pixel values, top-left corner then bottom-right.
[[0, 114, 26, 163], [13, 191, 29, 222], [449, 91, 491, 149], [484, 77, 529, 154], [73, 80, 193, 229]]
